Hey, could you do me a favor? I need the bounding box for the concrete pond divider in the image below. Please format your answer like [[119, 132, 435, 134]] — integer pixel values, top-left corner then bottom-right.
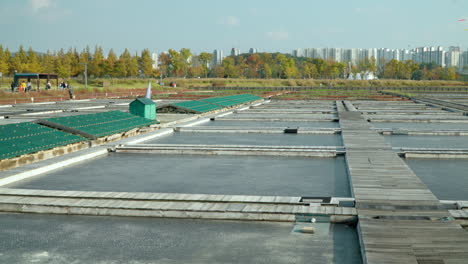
[[114, 144, 343, 157], [394, 147, 468, 159], [0, 149, 108, 187]]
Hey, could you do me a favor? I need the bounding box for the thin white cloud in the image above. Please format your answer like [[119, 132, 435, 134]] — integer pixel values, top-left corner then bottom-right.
[[27, 0, 71, 22], [219, 16, 240, 26], [30, 0, 54, 12], [265, 30, 289, 41]]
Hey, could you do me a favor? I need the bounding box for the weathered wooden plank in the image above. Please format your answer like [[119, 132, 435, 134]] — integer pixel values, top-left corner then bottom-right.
[[338, 101, 468, 264]]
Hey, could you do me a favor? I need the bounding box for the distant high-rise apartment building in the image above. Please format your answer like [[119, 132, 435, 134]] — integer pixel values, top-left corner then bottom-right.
[[342, 48, 364, 65], [293, 46, 458, 68], [334, 48, 343, 62], [231, 48, 241, 56], [324, 48, 342, 62], [431, 46, 446, 67], [350, 48, 360, 64], [294, 47, 380, 65], [341, 49, 351, 63], [413, 46, 446, 66], [460, 50, 468, 71], [446, 46, 461, 68], [212, 49, 224, 66], [249, 48, 258, 54], [302, 48, 318, 59], [376, 48, 398, 65], [295, 48, 342, 62], [360, 48, 378, 62], [367, 48, 378, 61], [399, 49, 414, 62], [292, 48, 303, 57], [412, 47, 425, 64], [151, 52, 159, 69]]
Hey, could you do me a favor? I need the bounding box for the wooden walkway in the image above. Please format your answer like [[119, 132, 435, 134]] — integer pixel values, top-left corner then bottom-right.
[[414, 97, 468, 113], [115, 144, 344, 157], [338, 101, 468, 264], [0, 188, 356, 223]]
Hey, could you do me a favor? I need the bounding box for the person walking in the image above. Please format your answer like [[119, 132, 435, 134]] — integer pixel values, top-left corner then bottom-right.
[[20, 81, 26, 92], [26, 80, 32, 92], [68, 85, 74, 99], [10, 82, 15, 92]]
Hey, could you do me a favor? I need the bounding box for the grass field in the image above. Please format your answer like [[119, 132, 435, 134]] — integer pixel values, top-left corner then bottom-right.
[[1, 77, 468, 91], [162, 78, 468, 88], [0, 77, 467, 103]]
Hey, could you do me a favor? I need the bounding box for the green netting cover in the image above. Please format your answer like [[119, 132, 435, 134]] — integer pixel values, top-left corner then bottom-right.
[[171, 94, 262, 113], [0, 122, 85, 160], [45, 111, 156, 138]]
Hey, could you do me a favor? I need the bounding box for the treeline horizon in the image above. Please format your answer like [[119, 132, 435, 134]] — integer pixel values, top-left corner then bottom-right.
[[0, 45, 460, 81]]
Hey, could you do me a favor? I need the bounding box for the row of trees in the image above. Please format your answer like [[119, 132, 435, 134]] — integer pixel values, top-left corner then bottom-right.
[[0, 45, 459, 81], [0, 45, 154, 78], [210, 54, 457, 81], [381, 60, 457, 80]]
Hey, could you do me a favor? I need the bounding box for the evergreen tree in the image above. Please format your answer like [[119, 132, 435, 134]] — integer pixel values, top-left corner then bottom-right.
[[139, 49, 153, 77], [17, 46, 28, 64], [56, 49, 72, 78], [127, 53, 139, 77], [105, 49, 117, 77], [25, 47, 42, 72], [69, 48, 81, 76], [80, 46, 91, 63], [118, 49, 133, 77], [3, 48, 12, 74], [90, 46, 104, 77], [10, 54, 24, 73], [41, 51, 56, 73], [0, 46, 9, 74], [9, 46, 28, 73], [114, 59, 127, 77]]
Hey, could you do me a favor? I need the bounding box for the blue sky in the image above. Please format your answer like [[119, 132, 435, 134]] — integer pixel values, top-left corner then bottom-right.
[[0, 0, 467, 54]]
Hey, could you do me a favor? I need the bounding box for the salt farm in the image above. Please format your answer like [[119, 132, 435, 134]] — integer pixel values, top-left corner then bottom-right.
[[0, 92, 468, 263]]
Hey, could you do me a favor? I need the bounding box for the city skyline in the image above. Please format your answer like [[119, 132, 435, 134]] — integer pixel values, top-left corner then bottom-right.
[[0, 0, 467, 54], [207, 45, 466, 70], [291, 46, 464, 68]]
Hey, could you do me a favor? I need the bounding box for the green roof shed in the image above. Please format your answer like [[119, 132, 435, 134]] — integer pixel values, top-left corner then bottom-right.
[[129, 98, 156, 120]]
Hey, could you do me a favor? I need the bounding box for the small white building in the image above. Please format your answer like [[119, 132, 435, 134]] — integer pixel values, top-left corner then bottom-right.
[[348, 71, 378, 80]]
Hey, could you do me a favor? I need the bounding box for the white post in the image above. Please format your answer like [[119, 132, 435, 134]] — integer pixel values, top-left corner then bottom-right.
[[145, 82, 152, 99]]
